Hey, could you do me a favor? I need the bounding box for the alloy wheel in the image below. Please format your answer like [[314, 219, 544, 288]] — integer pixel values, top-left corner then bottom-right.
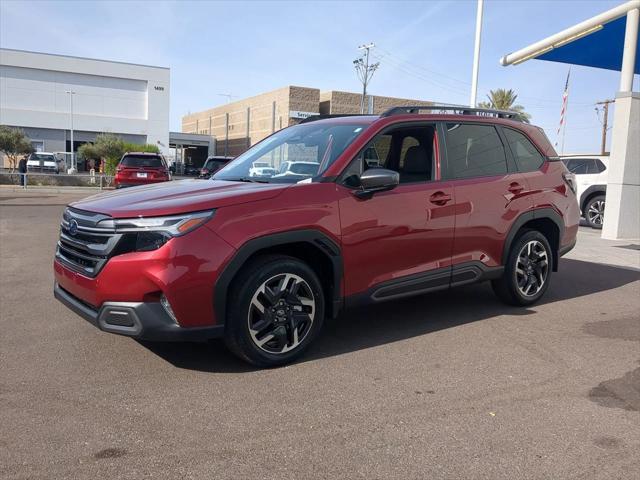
[[515, 240, 549, 297], [587, 200, 605, 226], [247, 273, 315, 354]]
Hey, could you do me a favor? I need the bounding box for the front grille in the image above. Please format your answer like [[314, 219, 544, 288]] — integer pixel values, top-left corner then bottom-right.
[[56, 207, 123, 277]]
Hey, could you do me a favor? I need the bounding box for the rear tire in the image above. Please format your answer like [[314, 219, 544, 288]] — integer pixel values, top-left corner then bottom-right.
[[584, 195, 605, 229], [224, 255, 325, 367], [492, 230, 552, 306]]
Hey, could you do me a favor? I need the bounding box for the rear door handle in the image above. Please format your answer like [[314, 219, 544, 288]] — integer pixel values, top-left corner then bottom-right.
[[508, 182, 524, 194], [429, 191, 452, 206]]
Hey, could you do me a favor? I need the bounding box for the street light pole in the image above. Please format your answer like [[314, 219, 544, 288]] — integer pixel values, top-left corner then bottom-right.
[[65, 90, 76, 173]]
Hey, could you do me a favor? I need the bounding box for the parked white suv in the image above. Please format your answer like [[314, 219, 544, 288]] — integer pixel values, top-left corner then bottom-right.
[[27, 152, 63, 174], [561, 155, 608, 229]]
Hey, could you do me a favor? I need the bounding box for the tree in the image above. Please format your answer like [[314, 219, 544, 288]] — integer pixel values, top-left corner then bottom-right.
[[478, 89, 531, 123], [0, 126, 34, 172], [78, 133, 160, 175]]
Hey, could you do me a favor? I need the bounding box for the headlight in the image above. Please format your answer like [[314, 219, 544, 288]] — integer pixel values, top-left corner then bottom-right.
[[98, 210, 215, 253], [98, 210, 215, 236]]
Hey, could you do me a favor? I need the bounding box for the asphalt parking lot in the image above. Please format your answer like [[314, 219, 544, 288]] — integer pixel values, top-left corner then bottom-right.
[[1, 190, 639, 480]]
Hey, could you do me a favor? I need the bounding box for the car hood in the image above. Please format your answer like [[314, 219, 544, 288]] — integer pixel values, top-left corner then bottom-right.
[[71, 179, 290, 218]]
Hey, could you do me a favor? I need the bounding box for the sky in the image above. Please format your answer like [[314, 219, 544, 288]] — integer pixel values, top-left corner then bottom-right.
[[1, 0, 635, 154]]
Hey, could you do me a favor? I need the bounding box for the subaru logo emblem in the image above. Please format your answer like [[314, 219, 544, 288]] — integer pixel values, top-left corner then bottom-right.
[[68, 219, 79, 236]]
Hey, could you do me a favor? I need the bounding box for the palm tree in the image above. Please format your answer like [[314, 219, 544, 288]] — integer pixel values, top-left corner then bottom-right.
[[478, 88, 531, 123]]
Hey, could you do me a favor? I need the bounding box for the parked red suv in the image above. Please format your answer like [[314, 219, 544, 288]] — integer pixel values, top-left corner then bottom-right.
[[114, 152, 170, 188], [54, 106, 579, 367]]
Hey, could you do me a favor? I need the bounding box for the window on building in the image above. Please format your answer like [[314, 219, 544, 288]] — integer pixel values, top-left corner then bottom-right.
[[445, 124, 507, 179], [503, 128, 545, 172]]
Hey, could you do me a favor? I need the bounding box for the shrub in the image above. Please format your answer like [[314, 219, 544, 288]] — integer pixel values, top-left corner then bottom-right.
[[78, 134, 160, 175]]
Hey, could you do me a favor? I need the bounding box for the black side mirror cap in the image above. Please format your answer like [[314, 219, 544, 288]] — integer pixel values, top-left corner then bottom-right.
[[354, 168, 400, 199]]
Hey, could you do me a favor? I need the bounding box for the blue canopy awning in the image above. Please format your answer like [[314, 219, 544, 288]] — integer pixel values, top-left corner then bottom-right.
[[536, 16, 640, 73]]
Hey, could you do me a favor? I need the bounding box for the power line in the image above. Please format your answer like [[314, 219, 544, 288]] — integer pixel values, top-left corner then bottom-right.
[[374, 45, 596, 107]]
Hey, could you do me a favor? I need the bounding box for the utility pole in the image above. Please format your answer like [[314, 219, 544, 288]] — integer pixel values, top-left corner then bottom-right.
[[354, 43, 379, 114], [470, 0, 484, 107], [595, 99, 614, 155], [65, 90, 76, 173]]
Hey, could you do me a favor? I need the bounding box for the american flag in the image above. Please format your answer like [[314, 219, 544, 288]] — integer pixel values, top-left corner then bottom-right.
[[555, 69, 571, 146]]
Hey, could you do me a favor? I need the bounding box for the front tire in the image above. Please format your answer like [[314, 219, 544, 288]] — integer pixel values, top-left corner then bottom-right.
[[585, 195, 605, 229], [492, 230, 552, 306], [224, 255, 325, 367]]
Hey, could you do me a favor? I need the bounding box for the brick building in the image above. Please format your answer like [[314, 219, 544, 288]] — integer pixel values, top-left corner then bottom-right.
[[182, 86, 434, 157]]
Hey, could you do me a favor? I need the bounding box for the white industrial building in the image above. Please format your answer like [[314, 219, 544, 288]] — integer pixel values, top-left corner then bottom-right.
[[0, 48, 170, 168]]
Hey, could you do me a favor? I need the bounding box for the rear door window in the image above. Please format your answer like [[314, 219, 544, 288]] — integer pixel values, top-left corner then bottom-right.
[[503, 128, 545, 172], [445, 124, 507, 179]]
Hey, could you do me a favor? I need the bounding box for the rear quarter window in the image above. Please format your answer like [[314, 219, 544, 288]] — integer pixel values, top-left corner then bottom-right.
[[503, 128, 545, 172]]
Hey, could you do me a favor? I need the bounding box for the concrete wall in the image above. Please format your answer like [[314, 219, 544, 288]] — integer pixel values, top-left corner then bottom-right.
[[0, 48, 170, 154]]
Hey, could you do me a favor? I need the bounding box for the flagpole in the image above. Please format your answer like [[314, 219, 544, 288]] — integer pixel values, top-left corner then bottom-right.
[[555, 67, 571, 154], [561, 90, 569, 155]]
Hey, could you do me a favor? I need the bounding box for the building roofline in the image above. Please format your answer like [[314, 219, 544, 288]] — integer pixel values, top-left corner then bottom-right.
[[0, 48, 170, 70]]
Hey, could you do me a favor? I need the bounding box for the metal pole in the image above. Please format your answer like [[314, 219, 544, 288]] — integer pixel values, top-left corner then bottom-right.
[[271, 101, 276, 132], [246, 107, 251, 150], [620, 8, 639, 92], [470, 0, 484, 107], [561, 93, 569, 155], [66, 90, 76, 172], [224, 113, 229, 158]]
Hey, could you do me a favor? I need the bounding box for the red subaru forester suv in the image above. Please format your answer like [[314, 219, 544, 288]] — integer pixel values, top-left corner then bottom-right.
[[114, 152, 170, 188], [54, 106, 579, 367]]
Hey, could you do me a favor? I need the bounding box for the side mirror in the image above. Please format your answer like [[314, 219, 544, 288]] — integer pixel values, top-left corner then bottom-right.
[[354, 168, 399, 199]]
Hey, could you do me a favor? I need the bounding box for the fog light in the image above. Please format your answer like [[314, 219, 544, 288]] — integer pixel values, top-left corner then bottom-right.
[[160, 294, 178, 324]]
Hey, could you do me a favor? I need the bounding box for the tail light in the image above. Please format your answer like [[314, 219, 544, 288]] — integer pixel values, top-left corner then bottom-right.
[[562, 172, 576, 193]]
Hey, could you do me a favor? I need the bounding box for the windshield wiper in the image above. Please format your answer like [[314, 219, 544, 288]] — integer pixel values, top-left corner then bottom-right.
[[221, 177, 270, 183]]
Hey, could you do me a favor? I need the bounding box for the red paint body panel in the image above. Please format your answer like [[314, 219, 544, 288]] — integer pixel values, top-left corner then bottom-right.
[[54, 112, 579, 334], [54, 225, 235, 327], [450, 172, 531, 267]]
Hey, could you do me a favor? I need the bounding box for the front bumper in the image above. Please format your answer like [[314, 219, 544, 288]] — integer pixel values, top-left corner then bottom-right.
[[54, 282, 224, 341]]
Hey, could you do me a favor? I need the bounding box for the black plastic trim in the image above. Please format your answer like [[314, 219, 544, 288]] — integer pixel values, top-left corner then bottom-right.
[[214, 229, 343, 325], [559, 238, 576, 257], [54, 283, 224, 341], [345, 261, 503, 308], [502, 208, 564, 272]]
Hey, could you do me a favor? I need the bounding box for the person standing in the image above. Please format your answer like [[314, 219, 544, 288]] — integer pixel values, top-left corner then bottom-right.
[[18, 155, 28, 187]]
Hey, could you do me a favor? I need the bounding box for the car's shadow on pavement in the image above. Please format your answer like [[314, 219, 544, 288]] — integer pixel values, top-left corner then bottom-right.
[[139, 258, 640, 373]]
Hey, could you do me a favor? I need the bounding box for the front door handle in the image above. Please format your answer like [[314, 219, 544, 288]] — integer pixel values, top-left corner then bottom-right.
[[429, 191, 452, 206], [508, 182, 524, 194]]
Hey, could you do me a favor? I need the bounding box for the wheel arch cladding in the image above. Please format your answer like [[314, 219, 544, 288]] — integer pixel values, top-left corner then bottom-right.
[[503, 209, 563, 272], [214, 230, 343, 325]]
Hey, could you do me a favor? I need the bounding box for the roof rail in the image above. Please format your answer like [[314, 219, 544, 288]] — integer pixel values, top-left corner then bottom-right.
[[380, 105, 523, 121], [298, 113, 371, 124]]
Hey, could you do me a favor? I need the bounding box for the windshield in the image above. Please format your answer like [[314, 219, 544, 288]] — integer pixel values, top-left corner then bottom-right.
[[120, 155, 164, 168], [29, 153, 56, 162], [214, 122, 366, 183]]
